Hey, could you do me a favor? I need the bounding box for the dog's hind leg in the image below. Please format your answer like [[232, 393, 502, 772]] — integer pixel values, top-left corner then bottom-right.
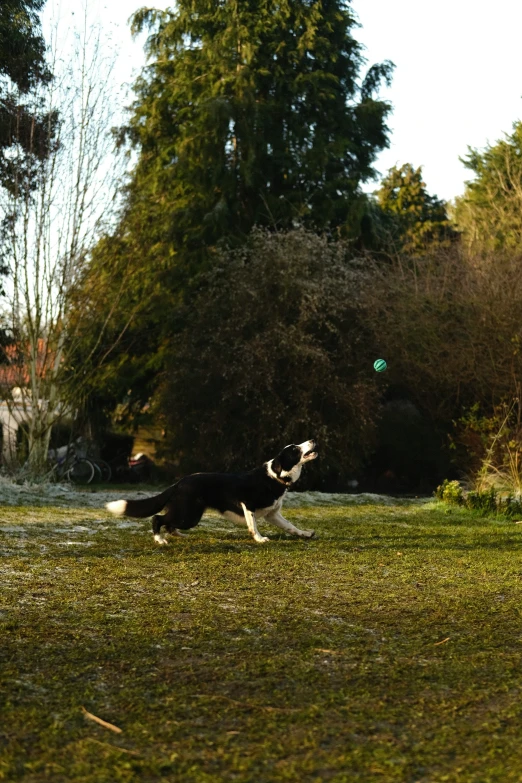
[[152, 496, 205, 544], [241, 503, 269, 543], [152, 515, 169, 545], [265, 510, 315, 539], [152, 514, 190, 544]]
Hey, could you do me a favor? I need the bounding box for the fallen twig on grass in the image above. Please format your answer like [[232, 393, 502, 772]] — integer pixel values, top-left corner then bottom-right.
[[434, 637, 450, 646], [84, 737, 140, 756], [81, 707, 122, 733], [314, 648, 342, 655]]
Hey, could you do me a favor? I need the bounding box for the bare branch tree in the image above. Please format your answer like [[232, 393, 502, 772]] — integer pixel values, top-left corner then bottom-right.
[[0, 6, 127, 475]]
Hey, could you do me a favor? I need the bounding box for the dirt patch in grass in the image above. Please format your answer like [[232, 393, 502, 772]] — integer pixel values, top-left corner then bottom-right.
[[1, 491, 522, 781]]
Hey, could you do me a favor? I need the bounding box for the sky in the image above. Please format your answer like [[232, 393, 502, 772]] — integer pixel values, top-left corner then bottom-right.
[[351, 0, 522, 202], [42, 0, 522, 204]]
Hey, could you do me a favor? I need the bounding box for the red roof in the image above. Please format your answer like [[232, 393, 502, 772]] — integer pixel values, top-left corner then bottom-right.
[[0, 339, 57, 388]]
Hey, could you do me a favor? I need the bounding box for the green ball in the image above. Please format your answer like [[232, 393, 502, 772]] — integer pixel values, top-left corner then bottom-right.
[[374, 359, 387, 372]]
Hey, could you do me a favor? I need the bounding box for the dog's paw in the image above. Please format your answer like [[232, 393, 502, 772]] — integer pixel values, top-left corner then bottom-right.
[[153, 534, 169, 545], [299, 529, 315, 539], [253, 534, 270, 544]]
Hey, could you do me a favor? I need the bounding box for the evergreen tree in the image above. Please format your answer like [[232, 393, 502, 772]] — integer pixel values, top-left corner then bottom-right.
[[72, 0, 394, 421], [119, 0, 394, 276], [0, 0, 55, 296], [455, 122, 522, 250], [372, 163, 452, 254], [0, 0, 56, 194]]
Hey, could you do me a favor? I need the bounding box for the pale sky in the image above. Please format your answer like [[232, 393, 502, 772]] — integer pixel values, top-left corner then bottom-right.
[[351, 0, 522, 202], [43, 0, 522, 204]]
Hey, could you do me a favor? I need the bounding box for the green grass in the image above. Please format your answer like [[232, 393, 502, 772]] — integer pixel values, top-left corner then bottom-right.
[[2, 496, 522, 782]]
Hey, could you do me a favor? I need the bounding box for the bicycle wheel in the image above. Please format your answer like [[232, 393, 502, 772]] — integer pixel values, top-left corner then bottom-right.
[[66, 458, 95, 485], [95, 459, 112, 483]]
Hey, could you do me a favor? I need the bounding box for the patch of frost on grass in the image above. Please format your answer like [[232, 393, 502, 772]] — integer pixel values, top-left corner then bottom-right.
[[0, 476, 430, 514], [285, 491, 429, 507]]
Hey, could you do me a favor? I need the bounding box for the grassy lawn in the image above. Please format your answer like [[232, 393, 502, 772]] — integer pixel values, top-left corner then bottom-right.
[[2, 493, 522, 782]]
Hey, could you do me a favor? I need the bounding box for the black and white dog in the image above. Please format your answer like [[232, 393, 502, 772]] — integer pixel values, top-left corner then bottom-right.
[[106, 440, 318, 545]]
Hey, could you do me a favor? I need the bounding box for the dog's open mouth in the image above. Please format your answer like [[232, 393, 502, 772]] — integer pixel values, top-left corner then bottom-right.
[[303, 449, 318, 461]]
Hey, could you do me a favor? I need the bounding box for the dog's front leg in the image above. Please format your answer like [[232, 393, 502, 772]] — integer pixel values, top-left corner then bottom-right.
[[266, 510, 315, 539], [240, 503, 269, 543]]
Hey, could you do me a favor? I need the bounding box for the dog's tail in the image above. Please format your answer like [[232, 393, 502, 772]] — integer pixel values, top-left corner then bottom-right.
[[106, 484, 178, 519]]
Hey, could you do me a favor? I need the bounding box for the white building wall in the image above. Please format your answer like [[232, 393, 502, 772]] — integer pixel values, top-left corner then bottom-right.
[[0, 399, 33, 462]]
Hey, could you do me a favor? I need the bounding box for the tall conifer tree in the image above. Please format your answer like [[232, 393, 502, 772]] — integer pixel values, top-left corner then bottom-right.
[[73, 0, 394, 422], [118, 0, 393, 274], [372, 164, 452, 254]]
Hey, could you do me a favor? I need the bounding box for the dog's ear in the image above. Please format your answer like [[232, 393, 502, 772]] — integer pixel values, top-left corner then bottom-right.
[[271, 457, 282, 476]]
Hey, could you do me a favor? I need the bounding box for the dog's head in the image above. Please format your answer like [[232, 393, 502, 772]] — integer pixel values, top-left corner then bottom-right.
[[267, 439, 318, 485]]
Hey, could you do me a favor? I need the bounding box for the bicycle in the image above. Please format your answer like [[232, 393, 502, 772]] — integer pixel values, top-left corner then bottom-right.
[[91, 457, 112, 483], [83, 441, 112, 483], [49, 444, 97, 485]]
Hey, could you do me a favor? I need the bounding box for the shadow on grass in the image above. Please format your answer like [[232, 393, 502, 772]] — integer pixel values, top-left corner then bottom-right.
[[3, 535, 521, 568], [3, 575, 522, 783]]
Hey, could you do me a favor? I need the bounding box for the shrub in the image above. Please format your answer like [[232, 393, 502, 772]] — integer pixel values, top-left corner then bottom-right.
[[436, 480, 522, 519], [465, 488, 498, 514], [361, 246, 522, 434], [435, 479, 463, 505], [154, 228, 382, 488]]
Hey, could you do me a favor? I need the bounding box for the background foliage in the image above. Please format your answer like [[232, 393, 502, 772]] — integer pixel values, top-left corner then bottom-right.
[[154, 228, 381, 487], [371, 163, 453, 254], [0, 0, 56, 298], [3, 0, 522, 491], [456, 122, 522, 251]]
